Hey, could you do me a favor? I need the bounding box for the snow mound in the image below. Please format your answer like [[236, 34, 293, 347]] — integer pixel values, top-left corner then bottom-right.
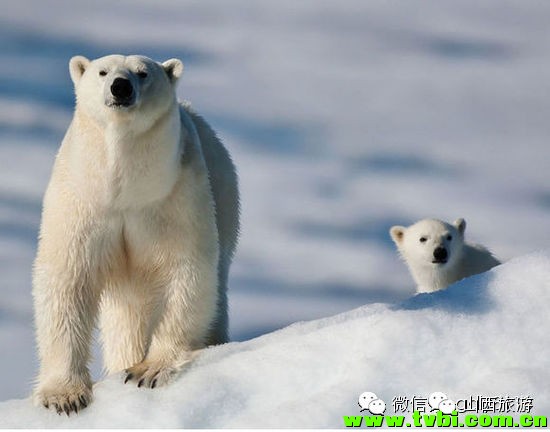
[[0, 251, 548, 428]]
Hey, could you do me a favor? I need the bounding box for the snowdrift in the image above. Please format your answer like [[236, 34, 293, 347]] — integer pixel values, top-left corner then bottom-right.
[[0, 251, 548, 428]]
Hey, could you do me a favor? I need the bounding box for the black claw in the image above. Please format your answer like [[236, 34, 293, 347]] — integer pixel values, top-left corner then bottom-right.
[[137, 378, 145, 388], [63, 403, 71, 416], [43, 402, 49, 409], [55, 403, 63, 415], [71, 401, 78, 413], [79, 395, 88, 408], [151, 379, 157, 389], [124, 373, 133, 384]]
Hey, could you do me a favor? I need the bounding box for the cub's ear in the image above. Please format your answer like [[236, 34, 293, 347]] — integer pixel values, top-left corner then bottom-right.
[[390, 226, 406, 245], [454, 218, 466, 235], [162, 58, 184, 84], [69, 56, 90, 85]]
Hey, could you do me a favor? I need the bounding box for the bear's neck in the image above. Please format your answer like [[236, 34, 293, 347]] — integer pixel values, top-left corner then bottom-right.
[[108, 106, 182, 210], [410, 256, 465, 293], [75, 104, 183, 210]]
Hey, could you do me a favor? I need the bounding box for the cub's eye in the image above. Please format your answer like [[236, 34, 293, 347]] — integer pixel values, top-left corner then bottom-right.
[[419, 237, 427, 243], [137, 71, 148, 78], [447, 235, 453, 241], [99, 70, 107, 77]]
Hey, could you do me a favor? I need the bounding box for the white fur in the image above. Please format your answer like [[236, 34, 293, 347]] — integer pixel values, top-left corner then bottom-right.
[[390, 218, 500, 294], [32, 55, 239, 414]]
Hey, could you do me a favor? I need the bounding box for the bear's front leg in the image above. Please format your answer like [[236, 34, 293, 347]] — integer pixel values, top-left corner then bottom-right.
[[32, 211, 103, 415], [124, 254, 219, 388]]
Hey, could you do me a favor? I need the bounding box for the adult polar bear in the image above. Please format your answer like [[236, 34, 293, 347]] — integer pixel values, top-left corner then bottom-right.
[[32, 55, 239, 414]]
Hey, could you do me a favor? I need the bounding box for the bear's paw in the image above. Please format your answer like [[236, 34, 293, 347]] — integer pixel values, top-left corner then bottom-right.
[[34, 380, 92, 415], [124, 360, 180, 389]]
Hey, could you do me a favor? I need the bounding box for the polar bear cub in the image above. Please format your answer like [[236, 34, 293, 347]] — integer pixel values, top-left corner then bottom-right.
[[32, 54, 239, 414], [390, 218, 499, 293]]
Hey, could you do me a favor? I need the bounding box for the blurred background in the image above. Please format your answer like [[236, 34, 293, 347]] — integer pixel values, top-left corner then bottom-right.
[[1, 0, 549, 400]]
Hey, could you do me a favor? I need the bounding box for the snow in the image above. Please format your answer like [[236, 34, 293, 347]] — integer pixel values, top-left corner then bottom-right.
[[0, 251, 549, 427], [0, 0, 549, 425]]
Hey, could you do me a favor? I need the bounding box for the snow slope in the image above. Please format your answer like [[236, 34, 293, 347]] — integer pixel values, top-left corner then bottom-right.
[[1, 0, 550, 404], [0, 252, 548, 428]]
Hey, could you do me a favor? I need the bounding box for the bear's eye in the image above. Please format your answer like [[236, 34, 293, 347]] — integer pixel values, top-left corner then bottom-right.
[[99, 70, 107, 77], [419, 237, 427, 243], [137, 71, 148, 79], [447, 235, 452, 241]]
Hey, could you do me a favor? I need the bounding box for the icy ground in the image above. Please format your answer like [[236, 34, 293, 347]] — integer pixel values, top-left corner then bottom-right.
[[0, 0, 549, 418], [0, 252, 549, 427]]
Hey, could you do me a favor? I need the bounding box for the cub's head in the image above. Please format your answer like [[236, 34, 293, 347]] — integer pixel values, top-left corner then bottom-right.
[[390, 218, 466, 268], [69, 54, 183, 130]]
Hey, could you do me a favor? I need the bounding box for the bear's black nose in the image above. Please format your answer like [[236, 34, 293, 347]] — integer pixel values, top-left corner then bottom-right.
[[433, 247, 448, 261], [111, 78, 133, 99]]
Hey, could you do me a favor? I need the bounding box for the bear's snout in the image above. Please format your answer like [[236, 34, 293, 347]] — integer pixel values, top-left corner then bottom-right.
[[433, 247, 448, 263], [110, 77, 134, 102]]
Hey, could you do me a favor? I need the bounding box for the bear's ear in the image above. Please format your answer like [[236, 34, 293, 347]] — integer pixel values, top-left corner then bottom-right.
[[69, 56, 90, 85], [390, 226, 406, 245], [454, 218, 466, 235], [162, 58, 184, 84]]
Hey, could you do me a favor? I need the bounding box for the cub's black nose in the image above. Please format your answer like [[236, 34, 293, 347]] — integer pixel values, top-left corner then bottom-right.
[[111, 78, 133, 99], [433, 247, 448, 261]]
